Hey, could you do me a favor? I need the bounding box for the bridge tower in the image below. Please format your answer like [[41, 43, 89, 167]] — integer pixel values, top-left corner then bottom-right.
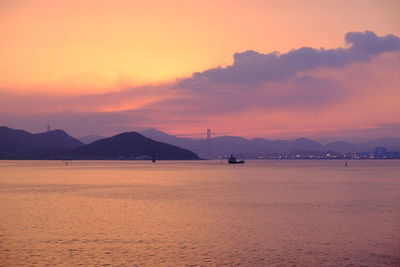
[[206, 128, 211, 159]]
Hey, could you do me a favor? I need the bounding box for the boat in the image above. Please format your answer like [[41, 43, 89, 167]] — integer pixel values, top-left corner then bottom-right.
[[228, 154, 245, 164]]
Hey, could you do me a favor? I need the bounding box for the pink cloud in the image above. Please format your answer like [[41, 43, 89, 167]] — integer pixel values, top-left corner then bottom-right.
[[1, 31, 399, 140]]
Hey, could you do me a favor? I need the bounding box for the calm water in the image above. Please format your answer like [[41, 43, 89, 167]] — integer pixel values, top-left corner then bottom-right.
[[0, 160, 399, 266]]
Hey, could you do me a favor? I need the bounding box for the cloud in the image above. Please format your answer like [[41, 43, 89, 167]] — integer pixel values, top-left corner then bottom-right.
[[346, 31, 400, 55], [178, 31, 400, 87], [146, 75, 347, 117], [1, 31, 399, 139], [0, 85, 172, 114]]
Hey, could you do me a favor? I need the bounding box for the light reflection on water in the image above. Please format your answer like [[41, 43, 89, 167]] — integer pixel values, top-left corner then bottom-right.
[[0, 160, 399, 266]]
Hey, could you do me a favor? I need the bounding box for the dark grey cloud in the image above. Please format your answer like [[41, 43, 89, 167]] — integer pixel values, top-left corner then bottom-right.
[[346, 31, 400, 56], [178, 31, 400, 87]]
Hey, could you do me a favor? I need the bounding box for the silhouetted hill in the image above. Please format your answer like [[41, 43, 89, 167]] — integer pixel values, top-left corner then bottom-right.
[[141, 128, 206, 154], [140, 129, 327, 157], [292, 138, 324, 151], [78, 134, 106, 144], [3, 125, 397, 159], [357, 138, 400, 151], [140, 128, 400, 157], [0, 126, 84, 159], [68, 132, 200, 160], [141, 128, 176, 142], [324, 141, 359, 153], [141, 128, 197, 148]]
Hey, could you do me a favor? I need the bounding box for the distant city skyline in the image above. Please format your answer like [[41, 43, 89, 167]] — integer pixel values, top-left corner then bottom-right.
[[1, 1, 399, 140], [1, 125, 399, 160]]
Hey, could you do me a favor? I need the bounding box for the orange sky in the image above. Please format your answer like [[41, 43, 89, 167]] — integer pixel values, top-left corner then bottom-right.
[[0, 0, 399, 140], [1, 0, 399, 93]]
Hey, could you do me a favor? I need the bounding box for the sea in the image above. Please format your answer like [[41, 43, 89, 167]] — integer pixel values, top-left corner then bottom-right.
[[0, 160, 399, 266]]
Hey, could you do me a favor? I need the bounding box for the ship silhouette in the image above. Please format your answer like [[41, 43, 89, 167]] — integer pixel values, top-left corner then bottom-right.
[[228, 154, 245, 164]]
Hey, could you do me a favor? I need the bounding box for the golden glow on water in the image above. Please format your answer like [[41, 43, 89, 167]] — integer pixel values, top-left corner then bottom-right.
[[0, 160, 399, 265]]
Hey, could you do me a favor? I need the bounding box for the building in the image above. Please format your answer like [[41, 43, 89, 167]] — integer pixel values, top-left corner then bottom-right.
[[374, 147, 387, 159]]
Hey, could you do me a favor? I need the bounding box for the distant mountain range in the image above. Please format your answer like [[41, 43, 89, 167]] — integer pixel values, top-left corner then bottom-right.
[[140, 129, 400, 158], [1, 126, 399, 160], [0, 126, 199, 160], [79, 134, 105, 144]]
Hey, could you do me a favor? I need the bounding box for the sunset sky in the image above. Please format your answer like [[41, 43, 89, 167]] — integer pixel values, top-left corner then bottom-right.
[[1, 0, 399, 141]]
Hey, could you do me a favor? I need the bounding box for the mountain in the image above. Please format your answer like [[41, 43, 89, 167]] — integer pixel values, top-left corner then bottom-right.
[[0, 126, 84, 159], [79, 134, 106, 144], [140, 129, 326, 157], [324, 141, 359, 153], [323, 138, 400, 153], [140, 128, 400, 158], [357, 138, 400, 151], [0, 126, 199, 160], [2, 126, 397, 160], [291, 138, 324, 151], [141, 128, 198, 148], [67, 132, 200, 160], [141, 128, 206, 156], [141, 128, 177, 143]]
